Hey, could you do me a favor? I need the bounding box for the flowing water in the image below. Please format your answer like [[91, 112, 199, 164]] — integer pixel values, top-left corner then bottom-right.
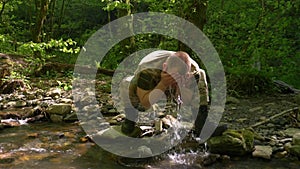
[[1, 122, 299, 169]]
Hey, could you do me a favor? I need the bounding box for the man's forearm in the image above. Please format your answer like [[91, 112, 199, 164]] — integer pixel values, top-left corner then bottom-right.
[[137, 82, 168, 109], [180, 86, 194, 105]]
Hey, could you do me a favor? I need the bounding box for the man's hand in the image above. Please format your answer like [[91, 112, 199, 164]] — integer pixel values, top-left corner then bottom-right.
[[159, 71, 183, 89]]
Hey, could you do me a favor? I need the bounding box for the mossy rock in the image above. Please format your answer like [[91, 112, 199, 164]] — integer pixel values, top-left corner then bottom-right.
[[207, 129, 255, 156], [289, 145, 300, 159]]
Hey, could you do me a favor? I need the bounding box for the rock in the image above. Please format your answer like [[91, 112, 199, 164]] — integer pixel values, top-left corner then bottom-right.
[[63, 112, 78, 122], [60, 98, 73, 104], [137, 145, 153, 157], [226, 96, 240, 104], [249, 107, 263, 113], [273, 151, 288, 159], [93, 126, 121, 140], [111, 113, 125, 123], [49, 114, 64, 123], [6, 101, 16, 107], [281, 128, 300, 137], [236, 118, 247, 123], [26, 99, 41, 106], [284, 142, 292, 151], [15, 100, 27, 108], [278, 138, 293, 144], [289, 145, 300, 158], [46, 88, 61, 97], [27, 133, 39, 138], [0, 79, 25, 94], [0, 118, 21, 127], [0, 153, 15, 164], [82, 105, 100, 113], [78, 96, 95, 107], [207, 129, 254, 156], [46, 103, 72, 116], [252, 145, 273, 159], [43, 97, 53, 100], [202, 153, 221, 166], [26, 93, 36, 100], [292, 133, 300, 145], [161, 115, 178, 128]]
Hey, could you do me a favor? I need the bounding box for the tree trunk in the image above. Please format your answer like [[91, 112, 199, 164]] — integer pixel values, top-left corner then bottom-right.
[[190, 0, 207, 31], [48, 0, 56, 40], [0, 0, 11, 19], [179, 0, 208, 51], [32, 0, 50, 43], [126, 0, 135, 48], [58, 0, 65, 30], [0, 1, 6, 18]]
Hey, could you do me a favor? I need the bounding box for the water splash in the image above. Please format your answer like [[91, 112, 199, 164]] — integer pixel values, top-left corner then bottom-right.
[[168, 150, 199, 165]]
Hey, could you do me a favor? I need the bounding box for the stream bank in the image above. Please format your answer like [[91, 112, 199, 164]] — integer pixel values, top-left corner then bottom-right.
[[0, 75, 299, 168]]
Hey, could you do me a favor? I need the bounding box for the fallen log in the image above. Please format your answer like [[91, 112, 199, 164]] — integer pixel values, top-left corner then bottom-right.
[[250, 107, 299, 128], [36, 62, 115, 76], [273, 80, 300, 94]]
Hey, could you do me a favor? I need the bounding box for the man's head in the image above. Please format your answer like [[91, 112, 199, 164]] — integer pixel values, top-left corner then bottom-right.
[[163, 51, 191, 75]]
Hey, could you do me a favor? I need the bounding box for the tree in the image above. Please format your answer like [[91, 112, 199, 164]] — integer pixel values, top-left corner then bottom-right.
[[0, 0, 12, 18], [32, 0, 51, 43]]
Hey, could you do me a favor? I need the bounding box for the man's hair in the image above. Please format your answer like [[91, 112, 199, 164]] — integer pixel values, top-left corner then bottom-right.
[[165, 51, 191, 75]]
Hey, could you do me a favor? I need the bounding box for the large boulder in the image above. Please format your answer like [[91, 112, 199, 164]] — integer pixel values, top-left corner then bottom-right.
[[207, 129, 255, 156], [289, 145, 300, 159], [288, 132, 300, 158], [46, 103, 72, 115], [46, 103, 72, 122]]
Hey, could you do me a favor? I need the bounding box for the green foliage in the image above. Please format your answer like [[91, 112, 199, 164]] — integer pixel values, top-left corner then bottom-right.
[[18, 38, 80, 56], [16, 38, 80, 75], [205, 0, 300, 92], [57, 80, 72, 91], [0, 34, 14, 53], [226, 66, 273, 96], [0, 0, 299, 95], [101, 0, 130, 12]]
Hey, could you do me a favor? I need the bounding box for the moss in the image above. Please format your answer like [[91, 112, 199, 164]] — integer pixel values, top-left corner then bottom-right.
[[208, 129, 255, 156]]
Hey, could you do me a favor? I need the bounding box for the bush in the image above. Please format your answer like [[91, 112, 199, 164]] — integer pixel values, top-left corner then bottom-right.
[[226, 67, 273, 96]]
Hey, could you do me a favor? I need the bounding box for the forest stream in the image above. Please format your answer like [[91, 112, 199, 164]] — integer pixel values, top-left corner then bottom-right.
[[0, 77, 300, 169]]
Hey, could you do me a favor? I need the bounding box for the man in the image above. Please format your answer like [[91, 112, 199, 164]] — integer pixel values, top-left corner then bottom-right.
[[120, 50, 225, 138]]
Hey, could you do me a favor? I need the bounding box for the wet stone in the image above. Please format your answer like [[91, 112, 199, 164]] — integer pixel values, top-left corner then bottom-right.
[[0, 154, 15, 164], [15, 100, 27, 108], [26, 94, 36, 100], [63, 112, 78, 122], [50, 114, 63, 123], [46, 103, 72, 116], [46, 88, 61, 97], [59, 98, 73, 104], [27, 133, 39, 139], [43, 97, 52, 100], [6, 101, 16, 108], [273, 151, 288, 159]]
